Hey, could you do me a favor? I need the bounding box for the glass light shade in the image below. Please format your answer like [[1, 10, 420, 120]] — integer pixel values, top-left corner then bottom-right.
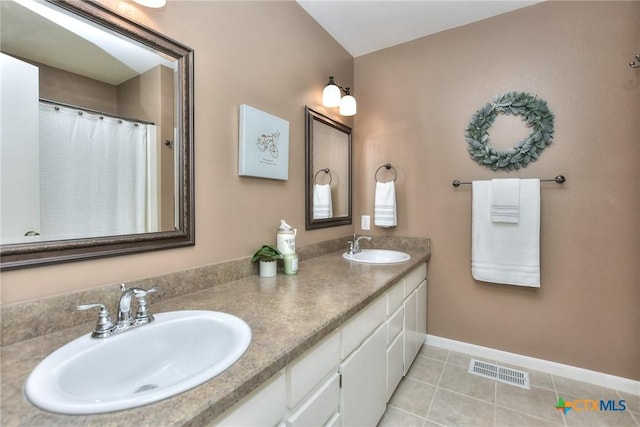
[[322, 84, 341, 108], [339, 95, 357, 116], [133, 0, 167, 8]]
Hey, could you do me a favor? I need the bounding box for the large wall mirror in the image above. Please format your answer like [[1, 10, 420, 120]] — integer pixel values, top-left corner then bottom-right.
[[0, 0, 194, 270], [305, 107, 352, 230]]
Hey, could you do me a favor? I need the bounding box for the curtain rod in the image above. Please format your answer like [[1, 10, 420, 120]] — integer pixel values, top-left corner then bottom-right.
[[39, 98, 155, 126], [452, 175, 566, 187]]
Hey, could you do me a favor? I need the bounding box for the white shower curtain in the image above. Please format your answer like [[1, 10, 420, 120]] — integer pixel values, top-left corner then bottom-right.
[[39, 103, 152, 240]]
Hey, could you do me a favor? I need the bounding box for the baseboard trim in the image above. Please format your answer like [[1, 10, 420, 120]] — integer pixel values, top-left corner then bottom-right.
[[426, 335, 640, 396]]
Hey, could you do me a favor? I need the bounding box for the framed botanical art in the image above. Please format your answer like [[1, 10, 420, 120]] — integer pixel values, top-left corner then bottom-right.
[[239, 104, 290, 180]]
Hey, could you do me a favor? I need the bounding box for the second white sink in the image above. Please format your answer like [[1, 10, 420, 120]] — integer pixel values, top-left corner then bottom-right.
[[343, 249, 411, 264], [25, 310, 251, 414]]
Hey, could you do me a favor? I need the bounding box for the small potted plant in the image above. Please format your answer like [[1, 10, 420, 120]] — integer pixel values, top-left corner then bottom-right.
[[252, 245, 283, 277]]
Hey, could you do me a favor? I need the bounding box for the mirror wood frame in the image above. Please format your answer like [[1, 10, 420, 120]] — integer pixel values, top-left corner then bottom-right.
[[304, 107, 352, 230], [0, 0, 195, 270]]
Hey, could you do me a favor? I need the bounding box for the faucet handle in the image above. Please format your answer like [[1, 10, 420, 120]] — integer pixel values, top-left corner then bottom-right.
[[132, 287, 158, 298], [77, 303, 116, 338], [132, 287, 158, 324]]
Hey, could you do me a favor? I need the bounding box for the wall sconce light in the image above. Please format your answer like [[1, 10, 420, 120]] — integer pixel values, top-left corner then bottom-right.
[[322, 76, 357, 116], [133, 0, 167, 8]]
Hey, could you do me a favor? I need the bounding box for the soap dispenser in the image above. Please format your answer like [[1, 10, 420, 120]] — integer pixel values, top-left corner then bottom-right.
[[277, 220, 298, 275], [276, 219, 296, 255]]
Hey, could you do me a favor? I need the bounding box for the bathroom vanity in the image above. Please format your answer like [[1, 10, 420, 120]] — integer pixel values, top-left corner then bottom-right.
[[214, 262, 427, 426], [0, 241, 430, 426]]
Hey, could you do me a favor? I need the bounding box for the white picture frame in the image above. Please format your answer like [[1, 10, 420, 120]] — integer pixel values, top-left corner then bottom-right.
[[238, 104, 289, 180]]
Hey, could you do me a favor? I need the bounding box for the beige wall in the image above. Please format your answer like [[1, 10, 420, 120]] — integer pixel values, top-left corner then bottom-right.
[[354, 1, 639, 380], [0, 1, 353, 304], [37, 61, 118, 114]]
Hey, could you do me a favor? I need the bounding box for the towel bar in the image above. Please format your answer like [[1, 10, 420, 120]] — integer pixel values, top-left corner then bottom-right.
[[452, 175, 566, 187]]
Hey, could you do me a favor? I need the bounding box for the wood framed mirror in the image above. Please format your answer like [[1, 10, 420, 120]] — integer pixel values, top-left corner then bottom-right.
[[305, 107, 352, 230], [0, 0, 194, 270]]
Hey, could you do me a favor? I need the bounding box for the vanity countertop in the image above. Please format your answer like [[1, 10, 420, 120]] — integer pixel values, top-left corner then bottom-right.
[[1, 248, 430, 426]]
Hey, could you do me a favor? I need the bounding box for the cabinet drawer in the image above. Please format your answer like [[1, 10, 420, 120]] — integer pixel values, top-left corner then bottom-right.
[[213, 371, 286, 426], [387, 280, 404, 314], [287, 331, 340, 409], [387, 305, 403, 344], [404, 263, 427, 297], [287, 373, 339, 427], [341, 296, 386, 359]]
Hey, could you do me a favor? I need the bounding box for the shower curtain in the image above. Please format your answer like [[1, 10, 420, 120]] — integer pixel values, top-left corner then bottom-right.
[[39, 103, 153, 240]]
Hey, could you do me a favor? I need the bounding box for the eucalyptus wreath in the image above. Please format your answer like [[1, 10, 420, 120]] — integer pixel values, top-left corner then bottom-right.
[[465, 92, 555, 171]]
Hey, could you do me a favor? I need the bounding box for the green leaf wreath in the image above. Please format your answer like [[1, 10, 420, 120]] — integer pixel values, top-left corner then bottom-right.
[[465, 92, 555, 171]]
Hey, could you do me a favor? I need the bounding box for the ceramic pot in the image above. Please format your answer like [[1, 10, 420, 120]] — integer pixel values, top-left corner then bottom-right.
[[259, 259, 277, 277]]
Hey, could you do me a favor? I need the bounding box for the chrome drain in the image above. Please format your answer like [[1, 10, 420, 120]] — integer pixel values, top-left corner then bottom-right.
[[468, 359, 530, 389], [134, 384, 159, 393]]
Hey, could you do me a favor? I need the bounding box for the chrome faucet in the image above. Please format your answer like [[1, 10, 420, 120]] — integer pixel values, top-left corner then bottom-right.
[[347, 233, 372, 255], [77, 284, 158, 338], [117, 284, 157, 327]]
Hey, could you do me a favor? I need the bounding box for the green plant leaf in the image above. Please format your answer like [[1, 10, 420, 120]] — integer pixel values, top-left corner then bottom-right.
[[251, 245, 284, 263]]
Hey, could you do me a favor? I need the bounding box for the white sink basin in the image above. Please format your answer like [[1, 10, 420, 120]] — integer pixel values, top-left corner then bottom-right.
[[343, 249, 411, 264], [25, 310, 251, 414]]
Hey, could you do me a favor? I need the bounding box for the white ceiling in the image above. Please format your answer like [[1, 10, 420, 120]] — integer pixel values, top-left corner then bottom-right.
[[1, 0, 173, 86], [297, 1, 541, 57]]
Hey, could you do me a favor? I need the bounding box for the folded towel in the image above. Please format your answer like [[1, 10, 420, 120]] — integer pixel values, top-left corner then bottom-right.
[[472, 179, 540, 287], [374, 181, 397, 228], [491, 178, 520, 223], [312, 183, 333, 219]]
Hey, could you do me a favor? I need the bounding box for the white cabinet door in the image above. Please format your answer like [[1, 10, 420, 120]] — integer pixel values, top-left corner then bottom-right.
[[404, 289, 420, 374], [403, 288, 418, 375], [417, 280, 427, 347], [340, 323, 387, 427], [386, 330, 404, 402]]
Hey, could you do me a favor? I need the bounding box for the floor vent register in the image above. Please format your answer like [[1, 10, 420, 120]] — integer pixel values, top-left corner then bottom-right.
[[468, 359, 531, 389]]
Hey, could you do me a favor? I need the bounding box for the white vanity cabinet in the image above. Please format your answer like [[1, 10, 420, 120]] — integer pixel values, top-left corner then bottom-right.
[[212, 262, 427, 426]]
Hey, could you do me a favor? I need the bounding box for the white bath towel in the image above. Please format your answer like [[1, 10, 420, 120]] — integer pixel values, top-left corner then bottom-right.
[[491, 179, 520, 223], [374, 181, 397, 227], [312, 184, 333, 219], [472, 179, 540, 287]]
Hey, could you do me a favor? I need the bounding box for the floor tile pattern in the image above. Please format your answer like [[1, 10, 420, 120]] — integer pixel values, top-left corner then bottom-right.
[[378, 345, 640, 427]]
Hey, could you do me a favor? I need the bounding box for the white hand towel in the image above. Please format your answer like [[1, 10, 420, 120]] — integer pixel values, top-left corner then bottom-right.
[[312, 184, 333, 219], [374, 181, 397, 228], [472, 179, 540, 287], [491, 178, 520, 223]]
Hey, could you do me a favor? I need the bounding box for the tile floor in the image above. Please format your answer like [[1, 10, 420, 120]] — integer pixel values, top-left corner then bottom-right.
[[378, 344, 640, 427]]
